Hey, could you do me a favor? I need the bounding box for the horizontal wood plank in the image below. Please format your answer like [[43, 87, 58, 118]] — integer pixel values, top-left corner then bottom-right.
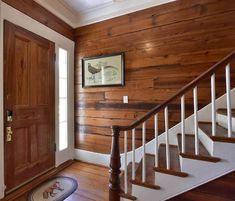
[[2, 0, 74, 40], [75, 0, 235, 153]]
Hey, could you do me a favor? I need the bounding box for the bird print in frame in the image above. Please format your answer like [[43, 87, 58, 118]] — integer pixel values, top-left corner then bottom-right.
[[82, 53, 124, 88]]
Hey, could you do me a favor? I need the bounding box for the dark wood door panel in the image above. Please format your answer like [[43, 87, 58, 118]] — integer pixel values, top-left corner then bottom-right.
[[4, 20, 55, 192]]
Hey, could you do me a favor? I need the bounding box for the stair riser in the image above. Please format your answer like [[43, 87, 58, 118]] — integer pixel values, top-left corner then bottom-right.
[[121, 198, 134, 201], [213, 141, 235, 160], [120, 88, 235, 201], [217, 113, 235, 132], [132, 159, 235, 201], [198, 128, 214, 156]]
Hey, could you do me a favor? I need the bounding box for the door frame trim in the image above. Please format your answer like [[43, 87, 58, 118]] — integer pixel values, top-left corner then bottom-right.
[[0, 2, 75, 199]]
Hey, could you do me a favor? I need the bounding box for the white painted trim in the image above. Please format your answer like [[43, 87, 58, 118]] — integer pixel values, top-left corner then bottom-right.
[[33, 0, 176, 28], [74, 149, 110, 167], [0, 2, 75, 198], [217, 113, 235, 132], [55, 45, 75, 167], [76, 0, 176, 27], [129, 89, 235, 201], [0, 0, 5, 197], [34, 0, 78, 28]]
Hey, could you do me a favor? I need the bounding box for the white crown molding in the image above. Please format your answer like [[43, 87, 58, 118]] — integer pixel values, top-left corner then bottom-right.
[[34, 0, 78, 28], [33, 0, 176, 28], [76, 0, 176, 27]]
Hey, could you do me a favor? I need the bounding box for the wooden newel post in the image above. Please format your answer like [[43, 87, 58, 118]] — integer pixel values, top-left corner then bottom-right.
[[109, 126, 121, 201]]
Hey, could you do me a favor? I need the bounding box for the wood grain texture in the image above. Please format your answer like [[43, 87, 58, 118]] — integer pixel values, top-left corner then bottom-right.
[[120, 162, 138, 196], [75, 0, 235, 153], [1, 160, 73, 201], [217, 109, 235, 117], [131, 154, 160, 190], [199, 122, 235, 143], [177, 134, 220, 162], [2, 161, 235, 201], [153, 144, 188, 177], [2, 0, 74, 40], [4, 21, 56, 192]]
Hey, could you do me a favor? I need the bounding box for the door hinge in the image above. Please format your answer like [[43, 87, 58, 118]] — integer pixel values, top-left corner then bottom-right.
[[54, 54, 56, 63], [54, 143, 57, 152]]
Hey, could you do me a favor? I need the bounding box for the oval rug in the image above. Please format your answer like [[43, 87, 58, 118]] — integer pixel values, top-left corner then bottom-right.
[[28, 176, 78, 201]]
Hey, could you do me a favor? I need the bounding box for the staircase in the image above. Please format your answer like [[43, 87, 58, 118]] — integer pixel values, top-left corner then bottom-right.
[[108, 51, 235, 201]]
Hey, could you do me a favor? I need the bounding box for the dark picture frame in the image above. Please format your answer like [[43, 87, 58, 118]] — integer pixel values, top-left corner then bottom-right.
[[82, 52, 125, 88]]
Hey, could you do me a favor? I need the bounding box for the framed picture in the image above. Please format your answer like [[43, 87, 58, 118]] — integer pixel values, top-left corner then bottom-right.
[[82, 52, 124, 88]]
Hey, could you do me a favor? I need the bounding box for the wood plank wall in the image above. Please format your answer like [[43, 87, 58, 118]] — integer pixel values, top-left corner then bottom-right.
[[2, 0, 74, 40], [75, 0, 235, 154]]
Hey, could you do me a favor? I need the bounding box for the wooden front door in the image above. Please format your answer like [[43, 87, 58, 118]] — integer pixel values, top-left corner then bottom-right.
[[4, 21, 55, 193]]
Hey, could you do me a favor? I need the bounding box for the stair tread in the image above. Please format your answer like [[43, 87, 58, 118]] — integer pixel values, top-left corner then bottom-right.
[[158, 144, 181, 172], [199, 122, 235, 140], [217, 109, 235, 118], [120, 162, 139, 195], [120, 193, 137, 200], [135, 154, 156, 185], [130, 179, 160, 190], [177, 134, 210, 156]]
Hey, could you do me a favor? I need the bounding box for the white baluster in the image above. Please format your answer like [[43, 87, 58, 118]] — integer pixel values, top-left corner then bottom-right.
[[154, 114, 158, 167], [193, 87, 199, 155], [142, 122, 146, 183], [132, 128, 135, 180], [124, 131, 128, 194], [211, 74, 216, 136], [181, 96, 186, 153], [165, 107, 170, 170], [226, 64, 232, 138]]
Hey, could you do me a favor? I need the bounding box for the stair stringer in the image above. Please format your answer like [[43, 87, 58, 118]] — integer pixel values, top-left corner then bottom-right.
[[128, 142, 235, 201], [75, 89, 235, 169], [121, 88, 235, 201], [127, 88, 235, 163], [217, 113, 235, 132]]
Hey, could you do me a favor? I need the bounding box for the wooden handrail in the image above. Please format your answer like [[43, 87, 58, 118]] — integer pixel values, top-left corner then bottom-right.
[[112, 50, 235, 131], [109, 50, 235, 201]]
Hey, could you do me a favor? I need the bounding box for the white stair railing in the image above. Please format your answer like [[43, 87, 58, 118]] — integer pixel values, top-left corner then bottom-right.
[[132, 128, 136, 180], [154, 114, 159, 167], [124, 131, 128, 194], [193, 87, 199, 155], [226, 64, 232, 138], [116, 51, 235, 199], [181, 95, 186, 153], [211, 74, 216, 136], [164, 107, 170, 170], [142, 122, 146, 182]]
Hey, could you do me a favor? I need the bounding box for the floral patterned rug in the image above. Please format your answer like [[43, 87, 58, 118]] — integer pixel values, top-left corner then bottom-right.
[[28, 176, 78, 201]]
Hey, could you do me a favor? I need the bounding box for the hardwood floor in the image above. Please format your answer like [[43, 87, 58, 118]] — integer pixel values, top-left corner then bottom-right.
[[9, 161, 109, 201], [60, 162, 109, 201], [3, 161, 235, 201]]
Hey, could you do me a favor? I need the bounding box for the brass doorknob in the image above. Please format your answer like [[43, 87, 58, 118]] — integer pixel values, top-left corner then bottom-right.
[[6, 127, 13, 142]]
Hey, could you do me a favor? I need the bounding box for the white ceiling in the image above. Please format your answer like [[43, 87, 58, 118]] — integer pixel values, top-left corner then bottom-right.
[[34, 0, 175, 28], [62, 0, 114, 12]]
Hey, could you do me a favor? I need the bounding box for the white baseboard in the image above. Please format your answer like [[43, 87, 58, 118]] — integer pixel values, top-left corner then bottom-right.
[[74, 149, 110, 167]]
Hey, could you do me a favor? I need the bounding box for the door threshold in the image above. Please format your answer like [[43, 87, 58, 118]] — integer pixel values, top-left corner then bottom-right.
[[2, 160, 73, 201]]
